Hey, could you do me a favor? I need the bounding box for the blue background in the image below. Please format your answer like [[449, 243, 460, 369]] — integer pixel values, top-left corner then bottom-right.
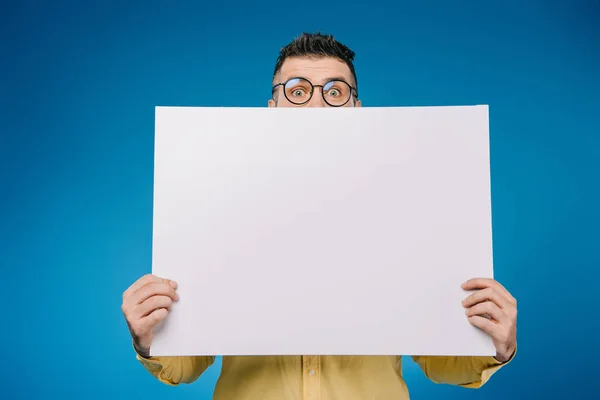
[[2, 0, 598, 398]]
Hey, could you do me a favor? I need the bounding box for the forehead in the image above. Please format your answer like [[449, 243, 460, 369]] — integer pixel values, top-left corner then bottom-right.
[[276, 57, 354, 85]]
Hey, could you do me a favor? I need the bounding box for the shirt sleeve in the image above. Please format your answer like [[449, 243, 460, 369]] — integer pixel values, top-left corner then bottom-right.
[[411, 348, 516, 388], [134, 344, 215, 386]]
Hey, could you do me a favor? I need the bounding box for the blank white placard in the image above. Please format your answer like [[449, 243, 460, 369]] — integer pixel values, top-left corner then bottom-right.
[[150, 105, 496, 357]]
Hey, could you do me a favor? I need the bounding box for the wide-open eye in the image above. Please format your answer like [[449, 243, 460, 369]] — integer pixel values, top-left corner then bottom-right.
[[292, 88, 307, 97], [328, 88, 341, 97], [323, 80, 351, 106], [284, 78, 312, 103]]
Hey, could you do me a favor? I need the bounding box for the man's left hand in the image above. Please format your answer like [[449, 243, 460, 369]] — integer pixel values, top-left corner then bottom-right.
[[462, 278, 517, 363]]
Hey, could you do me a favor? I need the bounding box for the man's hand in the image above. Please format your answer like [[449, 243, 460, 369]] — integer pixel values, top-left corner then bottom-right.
[[121, 274, 179, 358], [462, 278, 517, 363]]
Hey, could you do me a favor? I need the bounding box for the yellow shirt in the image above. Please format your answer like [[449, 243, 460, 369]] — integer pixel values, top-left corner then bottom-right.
[[136, 350, 512, 399]]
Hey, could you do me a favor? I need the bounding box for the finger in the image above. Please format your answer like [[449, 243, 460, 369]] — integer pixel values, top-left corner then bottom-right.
[[462, 278, 516, 306], [466, 300, 507, 323], [143, 307, 169, 327], [462, 287, 510, 310], [124, 274, 176, 300], [123, 275, 162, 299], [133, 307, 170, 340], [468, 315, 499, 336], [133, 295, 174, 319], [462, 277, 496, 290], [130, 282, 179, 306]]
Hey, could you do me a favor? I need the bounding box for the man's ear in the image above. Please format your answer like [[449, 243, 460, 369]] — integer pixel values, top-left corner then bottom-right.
[[268, 99, 276, 107]]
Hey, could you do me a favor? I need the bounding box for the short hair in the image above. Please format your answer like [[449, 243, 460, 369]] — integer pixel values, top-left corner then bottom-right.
[[272, 32, 358, 91]]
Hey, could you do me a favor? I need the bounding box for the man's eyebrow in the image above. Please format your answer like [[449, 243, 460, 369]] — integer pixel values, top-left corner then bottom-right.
[[277, 75, 310, 83], [323, 76, 353, 84], [279, 76, 355, 86]]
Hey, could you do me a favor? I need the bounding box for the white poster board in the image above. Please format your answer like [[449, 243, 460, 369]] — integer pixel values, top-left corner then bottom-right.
[[150, 106, 496, 357]]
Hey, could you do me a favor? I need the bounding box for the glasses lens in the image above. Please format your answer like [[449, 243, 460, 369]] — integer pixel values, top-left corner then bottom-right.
[[323, 81, 351, 106], [284, 78, 313, 104]]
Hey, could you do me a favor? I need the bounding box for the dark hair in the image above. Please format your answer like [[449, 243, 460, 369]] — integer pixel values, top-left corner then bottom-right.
[[272, 32, 358, 91]]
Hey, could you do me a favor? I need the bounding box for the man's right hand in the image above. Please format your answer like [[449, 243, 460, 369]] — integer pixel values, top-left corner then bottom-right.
[[121, 274, 179, 358]]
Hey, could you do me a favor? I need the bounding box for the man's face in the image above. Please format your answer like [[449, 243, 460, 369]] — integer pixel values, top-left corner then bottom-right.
[[268, 57, 362, 108]]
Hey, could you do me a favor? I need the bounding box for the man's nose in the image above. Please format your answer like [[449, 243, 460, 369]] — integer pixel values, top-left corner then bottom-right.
[[305, 89, 327, 107]]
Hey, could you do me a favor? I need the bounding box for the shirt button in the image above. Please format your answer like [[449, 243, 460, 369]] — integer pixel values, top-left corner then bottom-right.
[[309, 369, 316, 376]]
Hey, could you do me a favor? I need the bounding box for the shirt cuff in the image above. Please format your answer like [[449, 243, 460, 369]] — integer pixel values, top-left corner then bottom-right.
[[133, 341, 163, 372], [460, 344, 517, 388]]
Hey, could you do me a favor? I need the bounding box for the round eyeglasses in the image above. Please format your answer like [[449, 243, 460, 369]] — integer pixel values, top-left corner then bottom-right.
[[272, 77, 359, 107]]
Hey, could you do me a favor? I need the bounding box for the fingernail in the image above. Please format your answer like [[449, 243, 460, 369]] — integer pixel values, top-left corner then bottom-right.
[[170, 280, 178, 289], [175, 293, 180, 301]]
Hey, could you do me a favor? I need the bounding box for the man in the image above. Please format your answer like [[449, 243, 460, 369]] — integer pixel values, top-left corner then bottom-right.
[[122, 32, 517, 400]]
